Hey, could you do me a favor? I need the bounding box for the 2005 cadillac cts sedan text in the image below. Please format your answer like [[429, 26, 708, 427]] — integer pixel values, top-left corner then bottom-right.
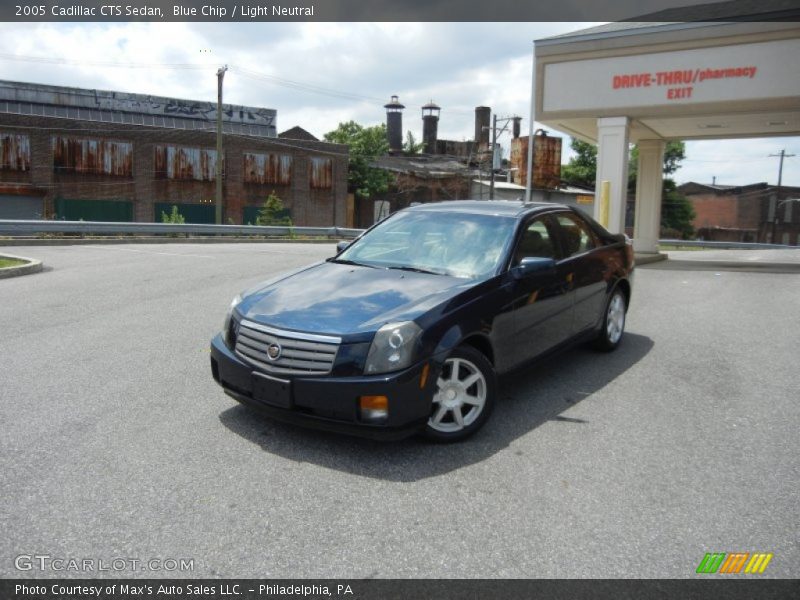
[[210, 200, 634, 442]]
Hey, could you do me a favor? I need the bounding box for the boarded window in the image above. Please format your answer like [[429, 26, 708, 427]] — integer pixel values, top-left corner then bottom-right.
[[154, 145, 220, 181], [0, 133, 30, 171], [52, 137, 133, 176], [309, 157, 333, 190], [244, 152, 292, 185]]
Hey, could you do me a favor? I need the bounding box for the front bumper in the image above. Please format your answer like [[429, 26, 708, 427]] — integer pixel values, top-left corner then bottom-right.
[[210, 333, 434, 440]]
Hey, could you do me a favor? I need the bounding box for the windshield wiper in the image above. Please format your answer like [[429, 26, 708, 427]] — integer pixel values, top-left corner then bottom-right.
[[385, 264, 448, 276], [327, 258, 378, 268]]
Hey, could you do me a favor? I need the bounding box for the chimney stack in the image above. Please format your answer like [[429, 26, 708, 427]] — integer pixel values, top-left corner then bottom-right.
[[512, 116, 522, 139], [474, 106, 491, 150], [421, 101, 441, 154], [384, 95, 405, 155]]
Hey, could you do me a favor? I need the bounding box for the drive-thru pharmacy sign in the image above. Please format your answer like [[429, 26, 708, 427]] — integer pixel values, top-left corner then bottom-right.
[[542, 38, 799, 112], [612, 66, 758, 101]]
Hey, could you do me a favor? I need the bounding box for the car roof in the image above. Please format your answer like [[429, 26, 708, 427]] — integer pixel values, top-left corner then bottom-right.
[[404, 200, 571, 218]]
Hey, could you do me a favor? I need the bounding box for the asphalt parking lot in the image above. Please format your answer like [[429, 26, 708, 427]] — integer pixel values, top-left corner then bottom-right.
[[1, 243, 798, 578]]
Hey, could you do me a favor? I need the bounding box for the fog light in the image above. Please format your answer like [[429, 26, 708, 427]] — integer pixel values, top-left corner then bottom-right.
[[359, 395, 388, 422]]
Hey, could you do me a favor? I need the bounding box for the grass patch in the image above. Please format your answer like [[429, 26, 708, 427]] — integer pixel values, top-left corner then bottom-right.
[[0, 257, 27, 268], [659, 244, 713, 252]]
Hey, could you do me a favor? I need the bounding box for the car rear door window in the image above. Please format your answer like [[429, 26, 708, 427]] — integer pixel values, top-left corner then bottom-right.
[[555, 213, 596, 257]]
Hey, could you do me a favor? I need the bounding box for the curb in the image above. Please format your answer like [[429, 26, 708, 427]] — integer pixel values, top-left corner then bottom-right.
[[634, 253, 668, 265], [0, 237, 338, 247], [0, 253, 43, 279], [643, 259, 800, 274]]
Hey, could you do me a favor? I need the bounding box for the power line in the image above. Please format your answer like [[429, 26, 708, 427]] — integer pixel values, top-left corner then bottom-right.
[[0, 52, 210, 70], [768, 149, 797, 187]]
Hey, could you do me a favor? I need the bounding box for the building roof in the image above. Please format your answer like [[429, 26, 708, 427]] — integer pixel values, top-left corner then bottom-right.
[[678, 182, 769, 195], [472, 180, 526, 191], [633, 0, 800, 21], [0, 79, 277, 138], [678, 181, 800, 196], [278, 126, 318, 141], [537, 0, 800, 45], [371, 155, 475, 179]]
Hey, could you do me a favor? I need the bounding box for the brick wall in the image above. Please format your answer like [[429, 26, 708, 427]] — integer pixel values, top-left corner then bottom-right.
[[0, 113, 348, 226], [689, 193, 738, 229]]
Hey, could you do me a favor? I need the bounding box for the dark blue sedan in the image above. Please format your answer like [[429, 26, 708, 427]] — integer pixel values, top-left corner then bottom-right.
[[210, 200, 634, 441]]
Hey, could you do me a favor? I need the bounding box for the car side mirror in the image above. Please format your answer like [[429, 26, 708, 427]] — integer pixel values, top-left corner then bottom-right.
[[335, 240, 350, 254], [511, 256, 557, 279]]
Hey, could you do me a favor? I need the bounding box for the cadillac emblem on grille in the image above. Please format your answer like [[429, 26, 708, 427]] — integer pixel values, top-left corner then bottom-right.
[[267, 343, 282, 360]]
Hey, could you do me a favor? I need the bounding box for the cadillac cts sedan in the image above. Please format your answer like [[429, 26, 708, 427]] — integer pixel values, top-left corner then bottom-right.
[[210, 200, 634, 442]]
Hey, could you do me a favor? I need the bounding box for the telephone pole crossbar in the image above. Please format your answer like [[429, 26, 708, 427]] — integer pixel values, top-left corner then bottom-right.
[[768, 149, 796, 188]]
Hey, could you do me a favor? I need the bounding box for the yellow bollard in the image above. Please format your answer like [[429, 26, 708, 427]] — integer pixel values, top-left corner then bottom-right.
[[599, 180, 610, 228]]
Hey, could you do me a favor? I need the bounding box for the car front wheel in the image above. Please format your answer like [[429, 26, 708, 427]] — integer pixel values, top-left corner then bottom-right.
[[593, 287, 627, 352], [424, 345, 496, 442]]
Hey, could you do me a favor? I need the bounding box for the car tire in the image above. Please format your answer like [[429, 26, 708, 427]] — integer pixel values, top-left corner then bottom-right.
[[593, 287, 627, 352], [423, 345, 496, 442]]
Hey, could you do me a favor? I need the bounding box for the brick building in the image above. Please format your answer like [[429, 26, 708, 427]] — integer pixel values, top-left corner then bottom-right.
[[0, 80, 348, 226], [679, 181, 800, 245]]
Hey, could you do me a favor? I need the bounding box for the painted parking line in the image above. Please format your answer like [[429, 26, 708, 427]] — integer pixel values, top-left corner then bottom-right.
[[77, 246, 216, 259]]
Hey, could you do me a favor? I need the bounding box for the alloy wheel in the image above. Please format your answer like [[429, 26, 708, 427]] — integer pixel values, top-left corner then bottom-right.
[[428, 356, 487, 433]]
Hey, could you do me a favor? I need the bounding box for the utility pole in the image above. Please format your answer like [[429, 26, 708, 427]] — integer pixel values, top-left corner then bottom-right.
[[487, 115, 516, 200], [215, 65, 228, 224], [768, 149, 795, 187], [489, 114, 498, 200]]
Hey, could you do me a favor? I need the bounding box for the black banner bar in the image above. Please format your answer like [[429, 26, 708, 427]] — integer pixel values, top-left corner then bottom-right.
[[3, 0, 800, 22], [2, 579, 800, 600]]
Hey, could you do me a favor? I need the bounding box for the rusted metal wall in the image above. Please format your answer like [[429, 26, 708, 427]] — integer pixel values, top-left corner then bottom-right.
[[154, 145, 219, 181], [0, 133, 30, 171], [52, 136, 133, 176], [510, 137, 527, 186], [309, 157, 332, 189], [510, 134, 563, 189], [534, 134, 562, 189], [243, 152, 292, 185]]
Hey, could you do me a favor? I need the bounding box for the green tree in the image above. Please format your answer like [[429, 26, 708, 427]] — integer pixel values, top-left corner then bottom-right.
[[660, 180, 696, 239], [562, 138, 695, 238], [404, 131, 424, 154], [161, 205, 185, 224], [628, 140, 686, 187], [324, 120, 394, 200], [256, 191, 292, 226], [560, 139, 597, 188]]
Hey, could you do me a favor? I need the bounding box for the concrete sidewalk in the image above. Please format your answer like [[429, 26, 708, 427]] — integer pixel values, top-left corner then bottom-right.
[[640, 248, 800, 273]]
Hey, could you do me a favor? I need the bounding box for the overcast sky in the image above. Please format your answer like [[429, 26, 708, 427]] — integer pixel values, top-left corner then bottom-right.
[[0, 21, 797, 186]]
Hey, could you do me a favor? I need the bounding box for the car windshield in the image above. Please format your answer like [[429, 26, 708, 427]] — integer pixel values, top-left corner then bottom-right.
[[335, 209, 517, 278]]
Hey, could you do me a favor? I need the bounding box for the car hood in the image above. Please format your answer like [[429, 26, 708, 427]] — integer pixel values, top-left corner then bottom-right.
[[237, 261, 475, 339]]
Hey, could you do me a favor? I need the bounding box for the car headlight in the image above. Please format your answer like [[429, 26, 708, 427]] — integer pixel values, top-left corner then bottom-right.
[[222, 294, 242, 348], [364, 321, 422, 375]]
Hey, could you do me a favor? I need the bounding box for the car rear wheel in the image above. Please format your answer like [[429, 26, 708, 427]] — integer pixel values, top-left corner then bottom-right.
[[593, 287, 627, 352], [424, 346, 496, 442]]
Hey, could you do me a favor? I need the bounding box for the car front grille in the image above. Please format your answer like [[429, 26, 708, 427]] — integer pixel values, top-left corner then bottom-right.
[[234, 319, 340, 376]]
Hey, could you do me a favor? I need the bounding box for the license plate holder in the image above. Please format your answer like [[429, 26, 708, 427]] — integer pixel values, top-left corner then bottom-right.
[[251, 372, 292, 409]]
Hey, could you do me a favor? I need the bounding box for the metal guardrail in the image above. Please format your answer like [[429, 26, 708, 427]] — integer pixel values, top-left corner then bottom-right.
[[0, 220, 365, 239], [0, 221, 795, 250], [659, 239, 799, 250]]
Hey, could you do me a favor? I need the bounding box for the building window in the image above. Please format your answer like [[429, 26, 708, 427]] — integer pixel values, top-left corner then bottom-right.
[[244, 152, 292, 185], [309, 157, 333, 190], [154, 145, 220, 181], [0, 132, 30, 171], [52, 137, 133, 176]]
